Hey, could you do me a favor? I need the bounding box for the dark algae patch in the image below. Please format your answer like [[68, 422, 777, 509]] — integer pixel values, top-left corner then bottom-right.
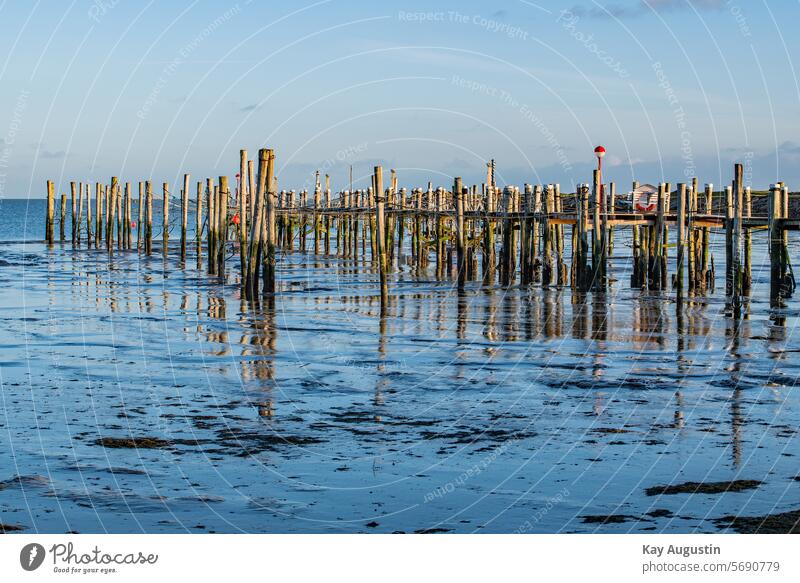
[[581, 514, 639, 524], [95, 436, 203, 449], [645, 480, 762, 496], [0, 523, 25, 533], [715, 509, 800, 533]]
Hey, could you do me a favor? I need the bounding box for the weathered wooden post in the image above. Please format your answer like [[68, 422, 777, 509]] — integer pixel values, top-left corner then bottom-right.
[[591, 169, 605, 289], [96, 183, 103, 247], [246, 149, 268, 298], [374, 166, 388, 308], [86, 183, 93, 245], [162, 182, 170, 255], [687, 183, 696, 293], [652, 183, 666, 289], [454, 177, 465, 289], [238, 150, 248, 276], [607, 182, 616, 255], [137, 182, 144, 249], [483, 186, 495, 284], [263, 150, 277, 294], [542, 184, 554, 286], [743, 185, 752, 293], [313, 170, 321, 255], [59, 193, 67, 242], [207, 178, 215, 274], [676, 182, 686, 297], [116, 184, 123, 249], [701, 183, 713, 289], [631, 181, 641, 287], [107, 178, 117, 251], [216, 176, 228, 275], [77, 182, 84, 245], [195, 181, 203, 265], [145, 180, 153, 255], [123, 182, 131, 249], [768, 183, 782, 306], [781, 185, 791, 297], [46, 180, 55, 244], [70, 182, 77, 245], [724, 184, 734, 297], [181, 173, 190, 260]]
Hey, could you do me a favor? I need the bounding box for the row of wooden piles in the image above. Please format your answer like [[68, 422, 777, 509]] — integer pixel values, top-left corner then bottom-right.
[[43, 157, 795, 313]]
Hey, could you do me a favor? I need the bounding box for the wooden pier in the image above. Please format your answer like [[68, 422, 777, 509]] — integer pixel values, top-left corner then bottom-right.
[[45, 153, 796, 314]]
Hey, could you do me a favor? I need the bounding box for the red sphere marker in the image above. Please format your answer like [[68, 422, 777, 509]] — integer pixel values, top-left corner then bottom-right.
[[131, 221, 137, 229], [594, 145, 606, 158], [232, 213, 240, 226]]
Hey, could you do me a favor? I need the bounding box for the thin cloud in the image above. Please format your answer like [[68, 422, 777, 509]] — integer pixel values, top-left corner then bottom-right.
[[568, 0, 725, 19]]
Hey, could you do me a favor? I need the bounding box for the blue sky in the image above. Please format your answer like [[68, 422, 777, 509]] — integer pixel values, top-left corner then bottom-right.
[[1, 0, 798, 198]]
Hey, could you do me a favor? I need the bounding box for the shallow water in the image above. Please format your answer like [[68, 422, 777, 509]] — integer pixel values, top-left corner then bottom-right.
[[0, 199, 799, 533]]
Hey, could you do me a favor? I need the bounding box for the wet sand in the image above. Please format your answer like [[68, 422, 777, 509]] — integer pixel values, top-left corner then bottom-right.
[[0, 202, 799, 533]]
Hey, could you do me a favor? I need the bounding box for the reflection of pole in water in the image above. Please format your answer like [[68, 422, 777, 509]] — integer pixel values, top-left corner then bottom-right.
[[726, 317, 746, 468], [483, 288, 498, 342], [457, 290, 467, 341], [674, 390, 684, 430], [571, 292, 589, 340]]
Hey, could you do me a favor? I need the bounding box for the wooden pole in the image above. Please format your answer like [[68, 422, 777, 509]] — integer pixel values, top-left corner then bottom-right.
[[246, 149, 268, 298], [239, 150, 248, 277], [607, 182, 616, 255], [162, 182, 170, 255], [743, 185, 752, 293], [116, 183, 122, 249], [195, 181, 203, 266], [107, 178, 117, 251], [137, 182, 144, 249], [46, 180, 55, 244], [145, 180, 153, 255], [59, 193, 67, 242], [70, 182, 77, 245], [217, 176, 228, 275], [375, 166, 388, 307], [724, 184, 734, 297], [181, 173, 190, 259], [207, 178, 215, 275], [454, 177, 465, 289], [263, 150, 277, 294], [591, 169, 604, 289], [77, 182, 84, 245], [86, 183, 93, 245], [676, 182, 686, 297], [768, 183, 782, 306], [96, 183, 103, 247]]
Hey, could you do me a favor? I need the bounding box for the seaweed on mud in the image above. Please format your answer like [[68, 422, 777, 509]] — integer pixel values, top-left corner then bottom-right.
[[0, 475, 49, 490], [328, 410, 376, 423], [0, 523, 26, 533], [645, 480, 762, 496], [581, 514, 639, 524], [714, 509, 800, 534], [414, 527, 452, 533], [94, 436, 204, 449], [215, 428, 324, 456], [591, 427, 633, 434], [421, 427, 534, 444]]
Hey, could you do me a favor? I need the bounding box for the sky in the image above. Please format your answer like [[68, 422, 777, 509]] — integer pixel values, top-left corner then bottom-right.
[[1, 0, 799, 198]]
